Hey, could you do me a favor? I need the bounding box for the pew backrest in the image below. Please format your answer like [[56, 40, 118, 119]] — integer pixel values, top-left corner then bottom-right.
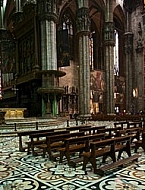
[[114, 121, 129, 129]]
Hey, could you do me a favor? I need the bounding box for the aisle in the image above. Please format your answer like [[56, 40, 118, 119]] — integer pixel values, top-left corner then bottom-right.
[[0, 120, 145, 189]]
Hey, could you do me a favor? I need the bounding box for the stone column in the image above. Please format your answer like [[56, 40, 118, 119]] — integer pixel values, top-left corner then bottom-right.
[[37, 0, 57, 71], [103, 0, 115, 114], [135, 25, 144, 112], [104, 22, 115, 114], [76, 2, 91, 118], [37, 0, 59, 116], [124, 32, 133, 112]]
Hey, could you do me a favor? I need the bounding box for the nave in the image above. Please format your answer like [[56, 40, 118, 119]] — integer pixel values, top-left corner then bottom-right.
[[0, 120, 145, 190]]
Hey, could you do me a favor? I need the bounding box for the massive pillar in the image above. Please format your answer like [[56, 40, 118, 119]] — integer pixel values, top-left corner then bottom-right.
[[124, 32, 133, 112], [103, 0, 115, 114], [135, 25, 144, 112], [37, 0, 65, 117], [123, 5, 133, 113], [76, 1, 91, 118]]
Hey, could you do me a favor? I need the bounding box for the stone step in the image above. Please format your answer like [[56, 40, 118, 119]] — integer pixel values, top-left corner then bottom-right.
[[0, 117, 70, 135]]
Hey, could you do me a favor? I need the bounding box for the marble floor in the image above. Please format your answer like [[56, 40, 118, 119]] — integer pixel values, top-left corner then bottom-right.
[[0, 120, 145, 190]]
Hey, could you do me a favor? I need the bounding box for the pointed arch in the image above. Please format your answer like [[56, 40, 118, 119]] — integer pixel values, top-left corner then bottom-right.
[[114, 4, 126, 32]]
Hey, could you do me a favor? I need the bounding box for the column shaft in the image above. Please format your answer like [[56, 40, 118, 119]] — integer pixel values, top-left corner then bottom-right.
[[76, 5, 91, 117], [104, 22, 115, 114], [105, 45, 114, 113], [79, 35, 90, 116], [124, 32, 133, 112], [41, 20, 57, 71]]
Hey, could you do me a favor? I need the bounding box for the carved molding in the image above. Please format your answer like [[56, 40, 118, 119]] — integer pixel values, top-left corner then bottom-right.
[[124, 32, 133, 54], [104, 22, 115, 46], [37, 0, 58, 22], [76, 7, 90, 34]]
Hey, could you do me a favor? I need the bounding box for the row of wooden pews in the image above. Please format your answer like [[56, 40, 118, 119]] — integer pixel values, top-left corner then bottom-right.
[[58, 121, 143, 174], [17, 124, 92, 155], [16, 121, 145, 176], [36, 131, 85, 159], [17, 128, 54, 151], [58, 132, 106, 166], [58, 123, 141, 170], [82, 135, 136, 175]]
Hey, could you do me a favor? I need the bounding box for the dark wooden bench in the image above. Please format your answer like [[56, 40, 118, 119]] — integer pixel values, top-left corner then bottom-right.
[[135, 132, 145, 152], [102, 135, 132, 161], [82, 135, 136, 175], [36, 131, 85, 159], [95, 154, 139, 176], [79, 125, 106, 135], [134, 125, 145, 152], [17, 129, 54, 151], [117, 127, 140, 144], [127, 121, 142, 129], [114, 121, 129, 129], [97, 126, 122, 139], [82, 138, 116, 172], [58, 133, 105, 166], [114, 135, 131, 160], [117, 126, 143, 152], [27, 129, 69, 156], [66, 125, 91, 132]]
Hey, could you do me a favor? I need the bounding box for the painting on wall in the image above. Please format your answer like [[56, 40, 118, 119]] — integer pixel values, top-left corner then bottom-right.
[[90, 70, 105, 91], [90, 70, 105, 114]]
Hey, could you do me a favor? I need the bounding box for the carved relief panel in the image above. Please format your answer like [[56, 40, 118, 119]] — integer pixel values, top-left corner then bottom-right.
[[18, 32, 34, 74]]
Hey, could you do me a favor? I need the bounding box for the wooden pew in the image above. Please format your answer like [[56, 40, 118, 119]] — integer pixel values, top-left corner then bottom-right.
[[134, 125, 145, 152], [114, 135, 131, 160], [114, 121, 129, 129], [66, 125, 91, 132], [102, 135, 132, 161], [96, 154, 139, 176], [17, 129, 54, 151], [127, 121, 142, 129], [126, 115, 141, 122], [58, 133, 105, 166], [97, 126, 122, 139], [27, 129, 69, 156], [36, 131, 85, 159], [82, 138, 116, 172], [117, 127, 141, 148], [82, 135, 139, 175], [79, 125, 106, 135]]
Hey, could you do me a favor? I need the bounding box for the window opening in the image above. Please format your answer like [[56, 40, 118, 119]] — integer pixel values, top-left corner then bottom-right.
[[114, 30, 119, 76]]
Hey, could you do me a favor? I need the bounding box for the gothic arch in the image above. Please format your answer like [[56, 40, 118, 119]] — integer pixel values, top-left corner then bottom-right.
[[3, 0, 15, 27], [57, 7, 76, 31], [90, 0, 106, 12], [114, 4, 126, 31]]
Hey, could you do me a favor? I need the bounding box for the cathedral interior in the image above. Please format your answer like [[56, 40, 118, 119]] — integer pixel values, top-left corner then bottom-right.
[[1, 0, 145, 189], [0, 0, 144, 118]]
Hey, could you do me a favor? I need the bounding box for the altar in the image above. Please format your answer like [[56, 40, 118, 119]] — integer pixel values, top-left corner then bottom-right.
[[0, 108, 26, 120]]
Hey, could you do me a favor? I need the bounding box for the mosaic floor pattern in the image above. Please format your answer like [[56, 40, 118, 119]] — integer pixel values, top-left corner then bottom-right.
[[0, 133, 145, 189]]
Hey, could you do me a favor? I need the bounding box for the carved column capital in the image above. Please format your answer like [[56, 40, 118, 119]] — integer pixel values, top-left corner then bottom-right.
[[136, 22, 144, 53], [76, 7, 90, 35], [37, 0, 58, 22], [124, 32, 133, 54], [104, 22, 115, 46], [136, 40, 143, 53]]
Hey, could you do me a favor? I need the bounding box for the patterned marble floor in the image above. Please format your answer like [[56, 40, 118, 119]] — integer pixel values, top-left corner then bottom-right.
[[0, 123, 145, 189]]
